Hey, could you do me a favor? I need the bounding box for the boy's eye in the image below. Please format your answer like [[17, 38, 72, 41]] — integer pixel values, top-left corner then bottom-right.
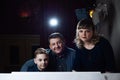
[[39, 59, 42, 61], [44, 59, 48, 61]]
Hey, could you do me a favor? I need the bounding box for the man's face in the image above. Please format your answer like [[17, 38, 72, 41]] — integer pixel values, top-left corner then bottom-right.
[[49, 38, 64, 55], [34, 54, 49, 71]]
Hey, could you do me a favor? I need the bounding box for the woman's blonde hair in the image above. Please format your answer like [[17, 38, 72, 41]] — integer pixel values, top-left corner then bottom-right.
[[74, 18, 100, 48]]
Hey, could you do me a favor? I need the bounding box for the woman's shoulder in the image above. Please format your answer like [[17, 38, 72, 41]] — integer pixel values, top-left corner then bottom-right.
[[97, 36, 110, 45], [100, 36, 109, 42]]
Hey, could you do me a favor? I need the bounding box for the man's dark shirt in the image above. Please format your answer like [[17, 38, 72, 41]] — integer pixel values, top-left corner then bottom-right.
[[47, 47, 76, 71]]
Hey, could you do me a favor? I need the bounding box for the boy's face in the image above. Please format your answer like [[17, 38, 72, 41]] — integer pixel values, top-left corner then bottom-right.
[[34, 54, 49, 71]]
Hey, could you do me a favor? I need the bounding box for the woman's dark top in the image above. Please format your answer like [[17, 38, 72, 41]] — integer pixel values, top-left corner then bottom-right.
[[73, 37, 115, 73]]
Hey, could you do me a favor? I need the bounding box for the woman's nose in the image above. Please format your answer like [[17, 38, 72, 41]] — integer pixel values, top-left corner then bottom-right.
[[83, 32, 86, 36]]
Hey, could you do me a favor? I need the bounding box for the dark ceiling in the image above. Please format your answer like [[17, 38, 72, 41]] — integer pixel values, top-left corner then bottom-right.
[[2, 0, 96, 34], [2, 0, 96, 47]]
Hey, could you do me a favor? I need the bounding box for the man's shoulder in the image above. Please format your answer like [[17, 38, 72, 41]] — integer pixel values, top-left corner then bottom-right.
[[66, 47, 76, 54], [67, 47, 76, 51]]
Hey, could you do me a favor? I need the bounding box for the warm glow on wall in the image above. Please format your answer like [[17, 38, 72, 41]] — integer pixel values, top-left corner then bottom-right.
[[89, 9, 94, 18], [19, 11, 31, 18]]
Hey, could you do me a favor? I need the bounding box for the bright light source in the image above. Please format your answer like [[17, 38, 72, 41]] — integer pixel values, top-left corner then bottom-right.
[[49, 18, 58, 27]]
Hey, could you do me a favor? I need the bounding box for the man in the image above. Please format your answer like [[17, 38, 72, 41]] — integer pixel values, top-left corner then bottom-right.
[[47, 32, 76, 71]]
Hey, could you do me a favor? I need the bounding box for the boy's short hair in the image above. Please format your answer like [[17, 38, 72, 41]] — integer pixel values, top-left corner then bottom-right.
[[34, 48, 48, 58]]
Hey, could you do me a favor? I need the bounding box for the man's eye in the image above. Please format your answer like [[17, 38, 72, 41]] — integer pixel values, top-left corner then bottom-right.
[[58, 41, 62, 44], [52, 43, 55, 45]]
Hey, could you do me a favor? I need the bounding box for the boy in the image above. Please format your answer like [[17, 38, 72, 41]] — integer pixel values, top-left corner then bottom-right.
[[20, 48, 49, 71]]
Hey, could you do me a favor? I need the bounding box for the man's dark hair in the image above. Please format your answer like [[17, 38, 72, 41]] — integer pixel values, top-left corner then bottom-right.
[[48, 32, 65, 44]]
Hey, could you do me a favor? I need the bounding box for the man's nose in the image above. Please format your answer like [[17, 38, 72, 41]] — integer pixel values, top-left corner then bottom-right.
[[55, 43, 59, 47]]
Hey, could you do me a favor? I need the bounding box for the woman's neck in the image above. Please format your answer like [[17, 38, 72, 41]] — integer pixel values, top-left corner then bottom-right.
[[84, 42, 95, 50]]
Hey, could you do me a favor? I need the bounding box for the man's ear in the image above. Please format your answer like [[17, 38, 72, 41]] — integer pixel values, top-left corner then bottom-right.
[[49, 45, 51, 49], [34, 58, 37, 64]]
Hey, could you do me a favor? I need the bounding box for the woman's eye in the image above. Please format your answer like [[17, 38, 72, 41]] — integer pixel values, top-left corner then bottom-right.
[[79, 30, 83, 32], [86, 30, 91, 33]]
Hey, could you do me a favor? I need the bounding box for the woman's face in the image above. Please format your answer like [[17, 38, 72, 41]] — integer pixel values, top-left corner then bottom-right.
[[78, 28, 93, 43]]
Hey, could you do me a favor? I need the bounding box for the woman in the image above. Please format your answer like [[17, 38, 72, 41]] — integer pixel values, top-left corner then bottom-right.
[[73, 18, 115, 73]]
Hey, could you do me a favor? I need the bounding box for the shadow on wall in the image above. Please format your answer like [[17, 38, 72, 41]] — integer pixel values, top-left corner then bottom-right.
[[111, 0, 120, 72], [93, 0, 120, 72]]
